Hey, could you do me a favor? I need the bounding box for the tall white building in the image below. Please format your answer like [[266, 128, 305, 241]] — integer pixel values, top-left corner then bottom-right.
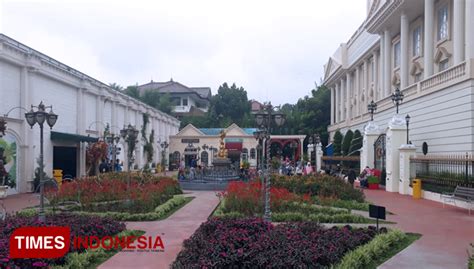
[[324, 0, 474, 154], [0, 34, 180, 194]]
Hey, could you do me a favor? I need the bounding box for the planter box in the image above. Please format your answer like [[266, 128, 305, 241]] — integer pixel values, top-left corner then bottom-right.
[[368, 183, 379, 190]]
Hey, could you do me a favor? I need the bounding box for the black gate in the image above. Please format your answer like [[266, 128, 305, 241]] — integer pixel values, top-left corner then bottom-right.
[[373, 134, 386, 185]]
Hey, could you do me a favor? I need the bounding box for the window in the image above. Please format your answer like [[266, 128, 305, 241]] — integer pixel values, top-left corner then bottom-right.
[[201, 151, 209, 166], [170, 97, 181, 106], [182, 98, 188, 106], [437, 5, 449, 41], [439, 59, 449, 71], [413, 26, 422, 57], [250, 148, 256, 159], [394, 41, 401, 68]]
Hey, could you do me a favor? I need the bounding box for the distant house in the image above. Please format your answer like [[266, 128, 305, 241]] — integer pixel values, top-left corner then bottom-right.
[[250, 100, 263, 113], [138, 79, 211, 118]]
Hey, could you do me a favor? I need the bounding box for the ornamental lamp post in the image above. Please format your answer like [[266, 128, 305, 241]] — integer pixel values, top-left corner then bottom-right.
[[405, 114, 411, 144], [120, 124, 139, 193], [253, 102, 286, 222], [367, 100, 378, 121], [105, 133, 121, 171], [24, 102, 58, 222], [160, 140, 169, 175], [391, 87, 404, 114]]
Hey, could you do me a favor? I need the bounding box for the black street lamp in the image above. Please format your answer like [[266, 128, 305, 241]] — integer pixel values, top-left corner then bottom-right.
[[253, 102, 286, 222], [120, 124, 139, 192], [25, 102, 58, 222], [105, 133, 121, 171], [391, 87, 404, 114], [367, 100, 377, 121], [405, 114, 411, 144]]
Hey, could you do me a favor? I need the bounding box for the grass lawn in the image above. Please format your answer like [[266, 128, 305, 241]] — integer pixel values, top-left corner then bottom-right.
[[366, 233, 422, 269]]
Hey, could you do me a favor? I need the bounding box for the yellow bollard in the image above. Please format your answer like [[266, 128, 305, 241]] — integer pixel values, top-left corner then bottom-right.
[[412, 179, 422, 199], [53, 169, 63, 189]]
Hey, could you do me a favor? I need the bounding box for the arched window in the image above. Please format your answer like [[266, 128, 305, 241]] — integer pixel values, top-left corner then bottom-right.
[[201, 151, 209, 166], [250, 148, 256, 159]]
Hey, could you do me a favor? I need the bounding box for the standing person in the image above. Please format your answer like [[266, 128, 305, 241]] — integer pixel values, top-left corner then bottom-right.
[[348, 169, 356, 187], [99, 159, 109, 173], [115, 159, 122, 172], [305, 162, 313, 175]]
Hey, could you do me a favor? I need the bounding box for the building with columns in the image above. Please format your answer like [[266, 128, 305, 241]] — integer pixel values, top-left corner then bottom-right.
[[0, 34, 180, 194], [324, 0, 474, 155]]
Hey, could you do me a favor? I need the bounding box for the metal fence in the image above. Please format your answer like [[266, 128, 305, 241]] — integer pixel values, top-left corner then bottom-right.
[[321, 156, 360, 175], [410, 153, 474, 193]]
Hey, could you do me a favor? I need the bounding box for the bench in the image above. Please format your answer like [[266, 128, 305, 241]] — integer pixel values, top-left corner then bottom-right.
[[441, 186, 474, 214]]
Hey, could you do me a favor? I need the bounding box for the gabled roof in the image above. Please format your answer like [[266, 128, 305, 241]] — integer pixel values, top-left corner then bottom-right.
[[175, 124, 205, 136], [199, 123, 258, 136], [323, 57, 342, 82], [138, 80, 211, 100]]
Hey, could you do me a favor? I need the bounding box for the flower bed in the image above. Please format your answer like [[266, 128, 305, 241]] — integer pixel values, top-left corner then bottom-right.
[[46, 173, 182, 214], [0, 214, 126, 268], [216, 181, 373, 223], [172, 218, 378, 268], [271, 174, 365, 202]]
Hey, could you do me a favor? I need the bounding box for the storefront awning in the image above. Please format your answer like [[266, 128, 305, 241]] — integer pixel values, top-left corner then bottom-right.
[[225, 142, 242, 151], [51, 131, 99, 143]]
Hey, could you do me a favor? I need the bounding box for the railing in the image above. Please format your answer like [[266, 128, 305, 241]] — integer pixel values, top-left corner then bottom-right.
[[321, 156, 361, 174], [420, 62, 466, 92], [410, 153, 474, 194]]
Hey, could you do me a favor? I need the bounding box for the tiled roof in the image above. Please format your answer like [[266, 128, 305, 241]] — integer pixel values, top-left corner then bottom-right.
[[138, 80, 211, 100], [199, 128, 258, 136]]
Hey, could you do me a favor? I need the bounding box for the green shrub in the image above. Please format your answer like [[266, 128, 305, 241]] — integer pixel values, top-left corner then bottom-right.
[[217, 212, 245, 219], [317, 199, 370, 211], [333, 230, 407, 269], [367, 176, 379, 184]]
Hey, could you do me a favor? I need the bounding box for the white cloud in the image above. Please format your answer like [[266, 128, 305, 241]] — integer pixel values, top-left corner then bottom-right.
[[1, 0, 366, 104]]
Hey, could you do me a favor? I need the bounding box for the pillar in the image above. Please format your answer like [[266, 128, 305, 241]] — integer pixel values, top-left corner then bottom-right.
[[400, 12, 409, 88], [76, 88, 85, 135], [315, 142, 323, 172], [384, 29, 392, 96], [96, 94, 104, 134], [373, 51, 379, 101], [340, 79, 345, 121], [466, 0, 474, 60], [379, 34, 385, 98], [363, 60, 368, 110], [79, 142, 87, 177], [335, 82, 340, 123], [399, 144, 416, 195], [424, 0, 434, 77], [345, 73, 351, 122], [20, 67, 33, 192], [385, 115, 407, 193], [360, 121, 380, 171], [355, 67, 360, 116], [331, 88, 335, 124], [299, 138, 304, 162], [453, 0, 465, 64]]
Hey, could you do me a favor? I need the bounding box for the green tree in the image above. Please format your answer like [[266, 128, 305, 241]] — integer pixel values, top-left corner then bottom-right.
[[211, 82, 251, 126], [109, 83, 123, 91], [141, 90, 162, 108], [348, 129, 363, 156], [341, 130, 353, 156], [158, 93, 172, 114], [333, 130, 344, 156], [124, 85, 140, 99]]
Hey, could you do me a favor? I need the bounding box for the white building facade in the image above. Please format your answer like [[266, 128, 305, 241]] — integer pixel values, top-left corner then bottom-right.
[[324, 0, 474, 155], [0, 34, 180, 194]]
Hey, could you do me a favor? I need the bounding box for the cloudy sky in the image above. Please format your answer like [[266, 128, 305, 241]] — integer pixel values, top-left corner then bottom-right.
[[0, 0, 365, 105]]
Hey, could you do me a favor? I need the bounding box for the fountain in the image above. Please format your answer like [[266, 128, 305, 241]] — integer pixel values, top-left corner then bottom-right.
[[179, 130, 241, 190]]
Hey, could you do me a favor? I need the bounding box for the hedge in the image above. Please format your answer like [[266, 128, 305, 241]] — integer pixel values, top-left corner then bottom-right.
[[19, 195, 193, 221], [332, 230, 407, 269]]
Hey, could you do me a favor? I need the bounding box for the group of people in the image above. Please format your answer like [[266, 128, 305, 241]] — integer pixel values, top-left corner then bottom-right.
[[279, 157, 313, 176], [99, 159, 123, 173]]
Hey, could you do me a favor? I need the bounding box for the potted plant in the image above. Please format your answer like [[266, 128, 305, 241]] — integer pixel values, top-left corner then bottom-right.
[[367, 175, 380, 190]]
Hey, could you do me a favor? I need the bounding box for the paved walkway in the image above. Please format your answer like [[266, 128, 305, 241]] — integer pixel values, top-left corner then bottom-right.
[[99, 191, 220, 269], [364, 189, 474, 269], [2, 193, 39, 214]]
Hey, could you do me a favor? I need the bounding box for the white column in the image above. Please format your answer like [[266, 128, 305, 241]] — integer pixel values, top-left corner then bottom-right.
[[360, 122, 380, 171], [379, 34, 385, 98], [76, 88, 85, 135], [401, 12, 409, 88], [466, 0, 474, 60], [384, 29, 392, 96], [111, 100, 117, 129], [345, 73, 351, 122], [385, 115, 407, 193], [424, 0, 434, 77], [335, 82, 340, 123], [315, 142, 323, 172], [340, 79, 345, 121], [355, 67, 360, 116], [330, 88, 335, 124], [373, 51, 379, 101], [96, 95, 104, 135], [399, 144, 416, 195], [453, 0, 466, 64], [363, 60, 368, 110]]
